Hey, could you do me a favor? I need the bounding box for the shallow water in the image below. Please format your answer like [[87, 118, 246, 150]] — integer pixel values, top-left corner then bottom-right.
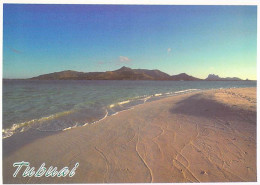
[[2, 80, 256, 138]]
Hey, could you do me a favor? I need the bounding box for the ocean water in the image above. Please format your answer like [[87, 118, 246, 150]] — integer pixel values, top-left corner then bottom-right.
[[2, 80, 256, 138]]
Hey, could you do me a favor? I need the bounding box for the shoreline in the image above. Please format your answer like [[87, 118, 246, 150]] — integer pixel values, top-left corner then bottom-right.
[[2, 86, 251, 140], [3, 88, 202, 139], [3, 87, 257, 183], [2, 88, 206, 157]]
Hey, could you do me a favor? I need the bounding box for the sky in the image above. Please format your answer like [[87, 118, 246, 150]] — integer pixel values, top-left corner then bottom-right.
[[3, 4, 257, 80]]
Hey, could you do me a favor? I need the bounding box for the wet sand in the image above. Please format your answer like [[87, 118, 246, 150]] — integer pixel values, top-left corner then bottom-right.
[[3, 87, 256, 183]]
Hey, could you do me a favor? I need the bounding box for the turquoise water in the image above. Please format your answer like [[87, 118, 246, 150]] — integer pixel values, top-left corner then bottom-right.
[[2, 80, 256, 138]]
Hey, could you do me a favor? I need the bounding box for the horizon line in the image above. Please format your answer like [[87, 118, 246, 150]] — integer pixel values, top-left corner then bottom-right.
[[3, 66, 254, 80]]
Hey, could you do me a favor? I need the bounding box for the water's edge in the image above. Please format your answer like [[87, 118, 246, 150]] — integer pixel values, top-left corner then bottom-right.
[[3, 86, 251, 139], [3, 88, 202, 139]]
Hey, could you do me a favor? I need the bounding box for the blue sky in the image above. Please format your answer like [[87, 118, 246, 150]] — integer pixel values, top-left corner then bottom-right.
[[3, 5, 257, 79]]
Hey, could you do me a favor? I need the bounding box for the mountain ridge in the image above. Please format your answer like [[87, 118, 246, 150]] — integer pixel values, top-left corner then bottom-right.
[[205, 74, 242, 81], [30, 67, 245, 81]]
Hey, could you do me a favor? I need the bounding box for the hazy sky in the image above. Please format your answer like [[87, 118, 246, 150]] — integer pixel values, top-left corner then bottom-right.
[[3, 5, 257, 80]]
